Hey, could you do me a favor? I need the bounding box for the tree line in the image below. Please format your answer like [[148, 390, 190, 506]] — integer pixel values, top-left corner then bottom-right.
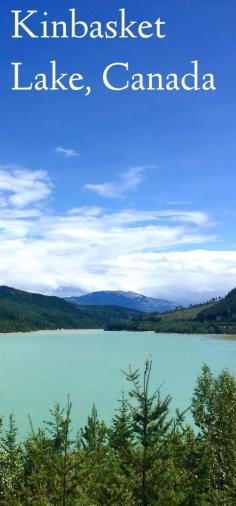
[[0, 361, 235, 505]]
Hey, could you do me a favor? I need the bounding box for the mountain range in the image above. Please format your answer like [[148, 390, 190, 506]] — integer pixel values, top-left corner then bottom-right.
[[0, 285, 235, 335], [66, 290, 178, 313], [0, 286, 140, 333]]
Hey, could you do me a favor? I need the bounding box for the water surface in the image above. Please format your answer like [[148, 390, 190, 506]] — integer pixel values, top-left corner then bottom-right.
[[0, 330, 235, 436]]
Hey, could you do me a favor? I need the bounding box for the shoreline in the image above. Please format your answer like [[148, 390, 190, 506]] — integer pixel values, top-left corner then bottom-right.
[[0, 328, 104, 336], [0, 328, 235, 340]]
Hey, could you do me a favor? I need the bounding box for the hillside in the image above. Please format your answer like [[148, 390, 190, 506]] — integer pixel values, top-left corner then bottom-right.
[[0, 286, 141, 333], [197, 288, 236, 319], [106, 293, 236, 334], [196, 288, 236, 333], [1, 285, 235, 335], [105, 301, 217, 333], [66, 290, 177, 313]]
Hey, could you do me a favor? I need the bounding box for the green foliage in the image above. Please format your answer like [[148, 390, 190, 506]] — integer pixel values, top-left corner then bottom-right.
[[110, 392, 133, 455], [0, 286, 141, 332], [124, 359, 172, 505], [0, 415, 24, 503], [0, 363, 235, 505], [1, 285, 236, 334], [106, 288, 236, 334], [79, 404, 109, 452], [198, 288, 236, 320], [192, 365, 236, 505]]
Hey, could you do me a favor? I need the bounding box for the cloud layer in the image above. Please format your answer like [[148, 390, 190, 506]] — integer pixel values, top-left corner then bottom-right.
[[0, 166, 235, 302]]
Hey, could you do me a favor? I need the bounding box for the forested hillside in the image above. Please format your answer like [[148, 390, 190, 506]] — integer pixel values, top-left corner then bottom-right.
[[0, 286, 141, 332], [1, 285, 236, 335], [106, 290, 236, 334]]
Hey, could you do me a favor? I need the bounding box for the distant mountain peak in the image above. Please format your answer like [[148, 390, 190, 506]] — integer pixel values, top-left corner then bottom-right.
[[66, 290, 177, 313]]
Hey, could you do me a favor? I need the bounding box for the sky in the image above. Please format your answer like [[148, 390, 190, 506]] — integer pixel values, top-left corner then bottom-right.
[[0, 0, 235, 303]]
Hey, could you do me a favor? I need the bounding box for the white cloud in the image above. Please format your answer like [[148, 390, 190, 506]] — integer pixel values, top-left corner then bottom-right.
[[85, 166, 148, 198], [54, 147, 80, 158], [0, 166, 235, 302], [108, 250, 236, 303], [0, 166, 51, 208]]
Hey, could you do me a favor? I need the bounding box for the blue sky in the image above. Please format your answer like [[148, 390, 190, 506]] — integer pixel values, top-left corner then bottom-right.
[[0, 0, 235, 302]]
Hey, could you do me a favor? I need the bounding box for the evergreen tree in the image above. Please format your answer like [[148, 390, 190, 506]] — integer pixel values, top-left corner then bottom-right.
[[79, 403, 108, 453], [124, 359, 172, 506], [192, 365, 236, 505], [24, 399, 77, 505], [110, 392, 133, 455], [0, 415, 24, 503], [0, 363, 234, 505]]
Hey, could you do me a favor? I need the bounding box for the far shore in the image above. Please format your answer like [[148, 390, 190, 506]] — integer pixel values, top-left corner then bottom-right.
[[0, 328, 236, 340], [0, 328, 104, 336]]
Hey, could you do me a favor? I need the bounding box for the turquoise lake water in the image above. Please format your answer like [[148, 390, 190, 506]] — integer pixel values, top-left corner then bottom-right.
[[0, 330, 236, 436]]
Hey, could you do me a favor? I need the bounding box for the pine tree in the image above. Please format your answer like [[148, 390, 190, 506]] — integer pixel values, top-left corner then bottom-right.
[[124, 359, 172, 506], [192, 365, 236, 505], [79, 403, 108, 453], [24, 399, 77, 505], [0, 415, 24, 503], [110, 392, 133, 455]]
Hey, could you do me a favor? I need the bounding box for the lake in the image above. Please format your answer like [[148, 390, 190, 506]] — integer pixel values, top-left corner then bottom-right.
[[0, 329, 236, 437]]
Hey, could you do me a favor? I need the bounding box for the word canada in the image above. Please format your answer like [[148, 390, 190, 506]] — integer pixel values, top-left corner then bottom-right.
[[11, 60, 216, 93]]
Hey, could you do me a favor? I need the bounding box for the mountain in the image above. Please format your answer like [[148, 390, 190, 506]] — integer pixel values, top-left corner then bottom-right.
[[106, 290, 236, 334], [0, 286, 141, 333], [66, 290, 177, 313], [2, 285, 234, 335], [197, 288, 236, 325]]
